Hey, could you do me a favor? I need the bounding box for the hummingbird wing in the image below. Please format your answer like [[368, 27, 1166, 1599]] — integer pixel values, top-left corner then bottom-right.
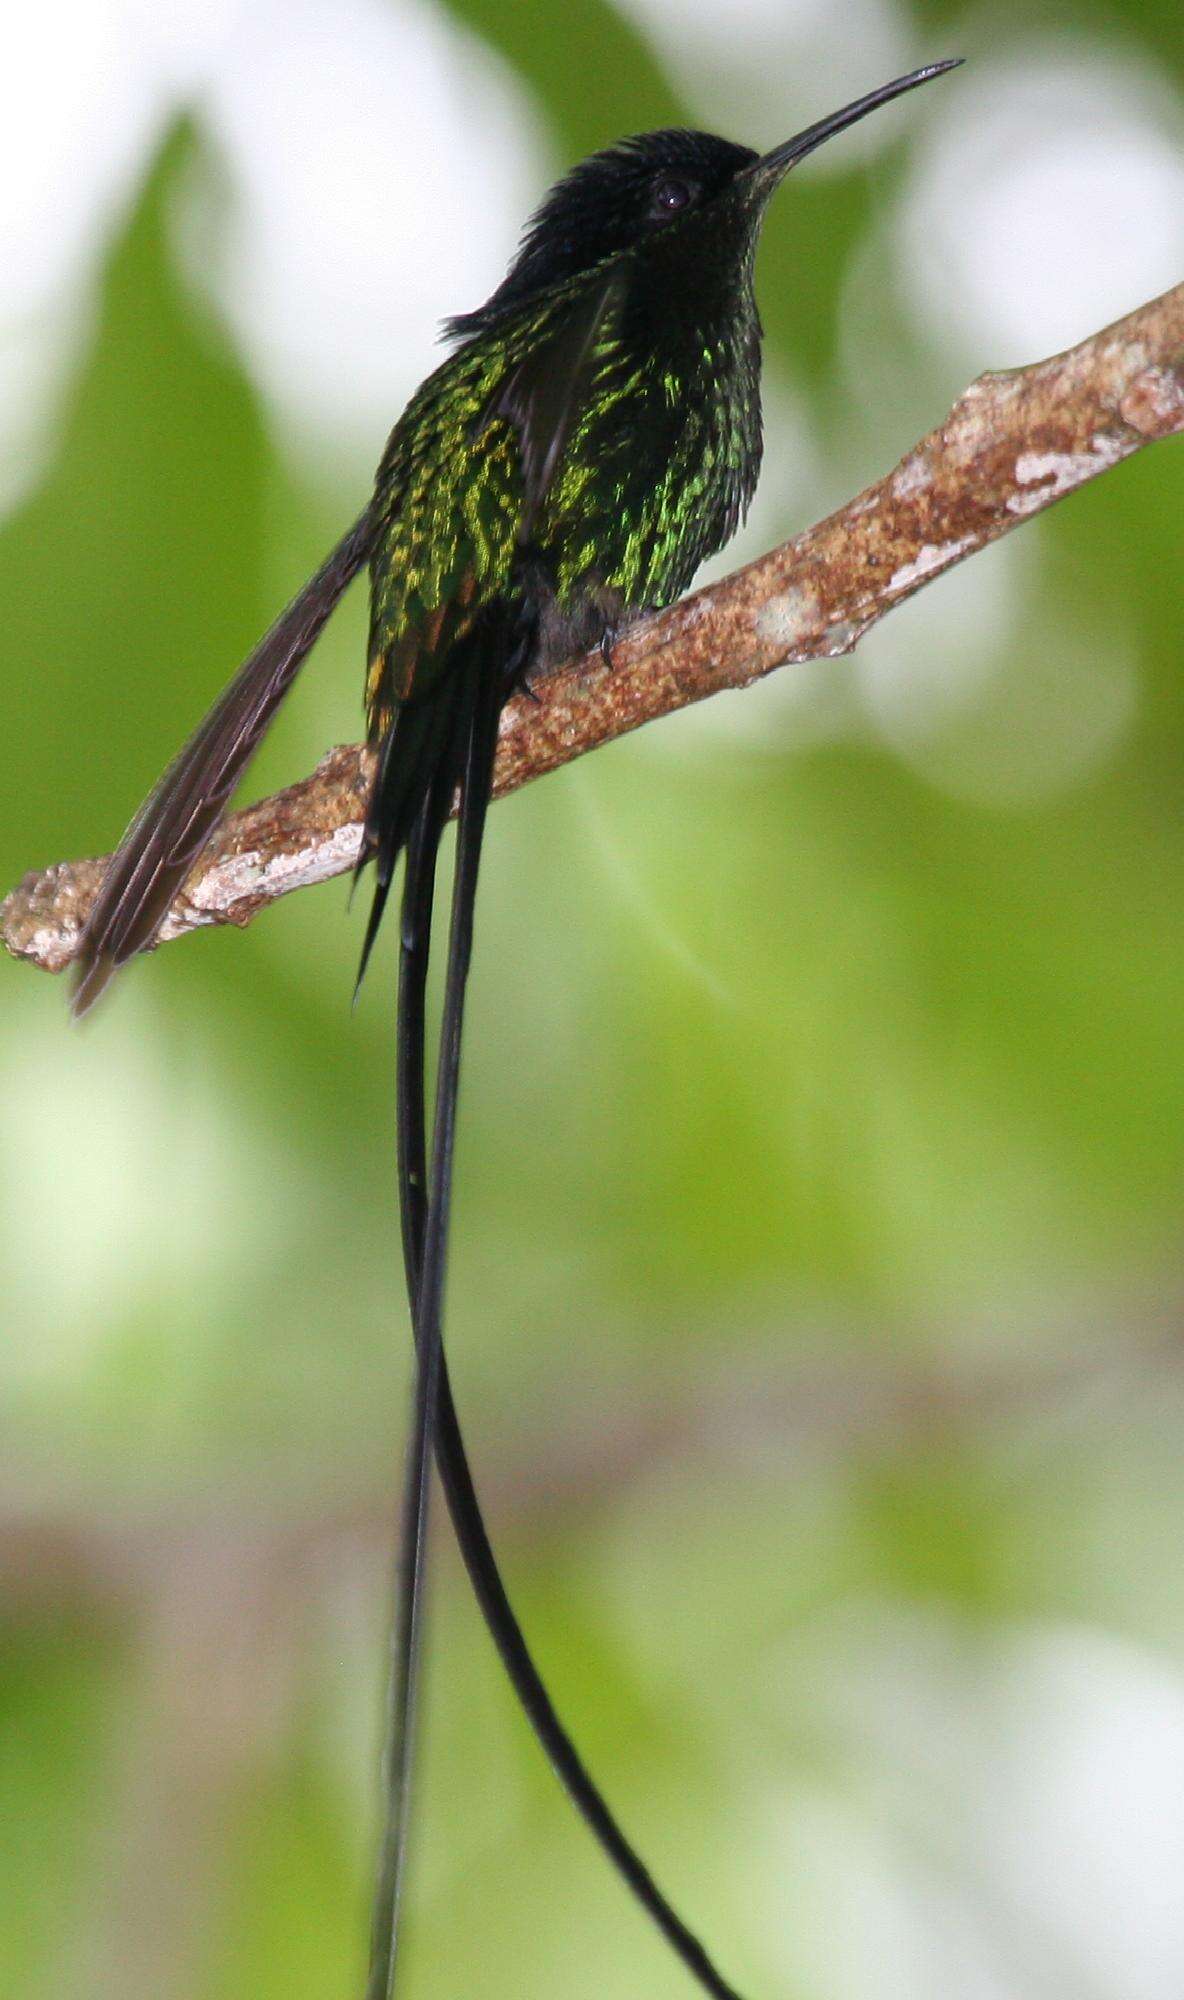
[[70, 509, 375, 1017], [488, 268, 622, 535], [365, 275, 746, 2000]]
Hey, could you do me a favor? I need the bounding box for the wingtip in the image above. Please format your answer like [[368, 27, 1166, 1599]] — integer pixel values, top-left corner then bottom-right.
[[352, 923, 381, 1010], [68, 951, 112, 1022]]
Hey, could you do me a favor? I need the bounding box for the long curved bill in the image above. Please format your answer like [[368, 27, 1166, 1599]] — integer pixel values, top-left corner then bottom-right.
[[752, 59, 962, 186]]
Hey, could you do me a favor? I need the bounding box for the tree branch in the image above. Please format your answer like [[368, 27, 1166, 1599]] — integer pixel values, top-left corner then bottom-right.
[[5, 283, 1182, 976]]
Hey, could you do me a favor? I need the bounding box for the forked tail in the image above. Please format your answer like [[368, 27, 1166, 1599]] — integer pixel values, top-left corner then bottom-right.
[[362, 613, 511, 1999], [364, 604, 747, 2000]]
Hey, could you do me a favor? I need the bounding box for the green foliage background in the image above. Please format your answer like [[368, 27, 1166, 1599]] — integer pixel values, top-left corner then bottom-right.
[[2, 4, 1183, 1997]]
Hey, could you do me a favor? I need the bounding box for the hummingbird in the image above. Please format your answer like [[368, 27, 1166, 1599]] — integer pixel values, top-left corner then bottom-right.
[[69, 59, 960, 2000]]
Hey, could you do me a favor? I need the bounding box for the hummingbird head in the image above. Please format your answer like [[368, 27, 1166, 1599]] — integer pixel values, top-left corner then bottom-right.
[[448, 60, 961, 340], [446, 129, 759, 338]]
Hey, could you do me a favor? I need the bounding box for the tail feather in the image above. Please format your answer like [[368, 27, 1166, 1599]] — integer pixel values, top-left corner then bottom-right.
[[363, 631, 504, 2000], [395, 799, 749, 2000], [368, 607, 747, 2000]]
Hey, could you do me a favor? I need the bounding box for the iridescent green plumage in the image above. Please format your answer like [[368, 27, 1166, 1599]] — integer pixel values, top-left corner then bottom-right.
[[364, 184, 763, 750]]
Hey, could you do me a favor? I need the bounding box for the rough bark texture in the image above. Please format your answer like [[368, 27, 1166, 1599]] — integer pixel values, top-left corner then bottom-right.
[[4, 282, 1182, 976]]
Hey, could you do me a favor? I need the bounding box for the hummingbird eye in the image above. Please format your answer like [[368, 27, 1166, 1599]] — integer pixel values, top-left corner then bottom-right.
[[649, 174, 694, 220]]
